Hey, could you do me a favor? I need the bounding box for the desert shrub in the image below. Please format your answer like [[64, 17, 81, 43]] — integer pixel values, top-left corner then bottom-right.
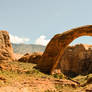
[[53, 73, 65, 79]]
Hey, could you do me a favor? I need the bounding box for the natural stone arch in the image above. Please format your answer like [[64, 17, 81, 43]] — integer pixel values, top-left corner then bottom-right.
[[37, 25, 92, 74]]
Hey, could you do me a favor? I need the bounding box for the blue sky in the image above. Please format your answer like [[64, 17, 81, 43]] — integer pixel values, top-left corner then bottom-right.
[[0, 0, 92, 45]]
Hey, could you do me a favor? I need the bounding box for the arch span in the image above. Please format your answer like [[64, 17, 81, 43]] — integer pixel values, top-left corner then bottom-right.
[[37, 25, 92, 74]]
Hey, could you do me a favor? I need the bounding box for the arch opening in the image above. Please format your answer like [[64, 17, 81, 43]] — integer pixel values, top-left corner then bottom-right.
[[70, 36, 92, 46]]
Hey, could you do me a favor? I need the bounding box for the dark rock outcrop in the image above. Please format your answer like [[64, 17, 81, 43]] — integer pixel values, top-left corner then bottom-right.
[[60, 44, 92, 76], [18, 52, 43, 64]]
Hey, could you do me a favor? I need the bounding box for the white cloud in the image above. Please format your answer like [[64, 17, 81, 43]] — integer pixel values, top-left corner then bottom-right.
[[35, 35, 50, 46], [9, 34, 30, 44]]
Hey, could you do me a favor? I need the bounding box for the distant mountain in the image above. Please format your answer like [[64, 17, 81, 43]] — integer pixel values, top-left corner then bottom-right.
[[12, 43, 45, 54]]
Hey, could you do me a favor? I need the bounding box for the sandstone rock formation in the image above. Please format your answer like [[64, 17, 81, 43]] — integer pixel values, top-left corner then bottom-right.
[[37, 25, 92, 74], [18, 52, 43, 64], [0, 31, 14, 62], [14, 53, 23, 60], [60, 44, 92, 76]]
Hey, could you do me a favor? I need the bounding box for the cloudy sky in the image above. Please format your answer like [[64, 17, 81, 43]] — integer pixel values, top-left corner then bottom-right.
[[0, 0, 92, 45]]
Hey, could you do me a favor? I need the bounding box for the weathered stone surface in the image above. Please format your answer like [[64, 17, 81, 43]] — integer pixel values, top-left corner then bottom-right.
[[37, 25, 92, 74], [0, 31, 14, 62], [60, 44, 92, 76], [14, 53, 23, 60], [18, 52, 43, 64]]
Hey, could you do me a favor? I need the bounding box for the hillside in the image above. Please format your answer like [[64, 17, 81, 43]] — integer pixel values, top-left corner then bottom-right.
[[0, 61, 92, 92], [12, 43, 45, 54]]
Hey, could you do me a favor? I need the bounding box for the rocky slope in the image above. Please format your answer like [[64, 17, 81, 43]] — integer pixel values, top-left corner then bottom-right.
[[0, 61, 92, 92]]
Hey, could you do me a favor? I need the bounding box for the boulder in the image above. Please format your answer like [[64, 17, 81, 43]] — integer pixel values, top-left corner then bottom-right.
[[0, 31, 14, 62], [37, 25, 92, 74], [60, 44, 92, 76], [18, 52, 43, 64]]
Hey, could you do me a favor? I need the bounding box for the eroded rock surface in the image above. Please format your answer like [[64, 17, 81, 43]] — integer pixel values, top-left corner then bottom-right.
[[60, 44, 92, 76], [0, 78, 78, 92], [37, 25, 92, 74], [0, 31, 14, 62], [18, 52, 43, 64]]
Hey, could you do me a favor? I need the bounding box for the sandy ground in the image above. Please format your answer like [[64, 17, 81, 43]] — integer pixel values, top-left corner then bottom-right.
[[0, 78, 78, 92]]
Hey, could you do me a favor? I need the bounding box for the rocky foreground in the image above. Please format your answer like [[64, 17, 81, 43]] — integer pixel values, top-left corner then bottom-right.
[[0, 61, 92, 92]]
